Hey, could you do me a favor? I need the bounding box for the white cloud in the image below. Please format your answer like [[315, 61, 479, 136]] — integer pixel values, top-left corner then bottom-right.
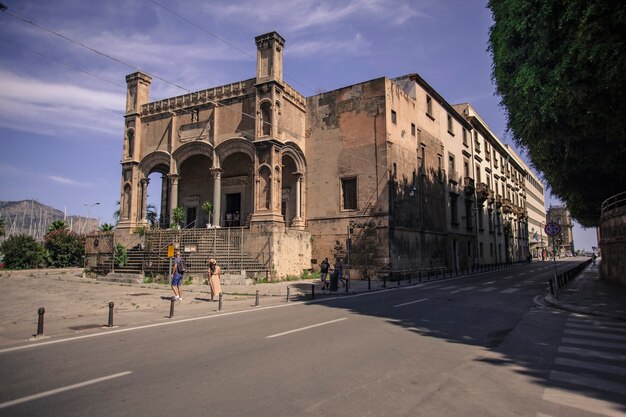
[[202, 0, 427, 32], [0, 70, 124, 138], [287, 33, 370, 57], [46, 175, 90, 187]]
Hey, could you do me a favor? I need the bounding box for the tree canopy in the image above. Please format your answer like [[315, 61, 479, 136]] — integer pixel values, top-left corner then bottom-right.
[[488, 0, 626, 227]]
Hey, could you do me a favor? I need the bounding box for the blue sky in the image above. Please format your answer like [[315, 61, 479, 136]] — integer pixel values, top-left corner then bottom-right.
[[0, 0, 597, 250]]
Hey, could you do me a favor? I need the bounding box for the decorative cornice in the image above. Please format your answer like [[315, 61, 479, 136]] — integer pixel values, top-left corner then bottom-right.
[[142, 79, 255, 116]]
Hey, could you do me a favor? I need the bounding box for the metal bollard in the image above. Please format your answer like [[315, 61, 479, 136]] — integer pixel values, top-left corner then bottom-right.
[[218, 293, 223, 311], [311, 284, 315, 299], [107, 302, 114, 327], [548, 279, 554, 295], [286, 287, 290, 302], [383, 274, 387, 288], [368, 276, 371, 290], [37, 307, 45, 336], [408, 273, 412, 283], [346, 278, 350, 292], [397, 275, 400, 286], [169, 296, 175, 318], [255, 290, 260, 307]]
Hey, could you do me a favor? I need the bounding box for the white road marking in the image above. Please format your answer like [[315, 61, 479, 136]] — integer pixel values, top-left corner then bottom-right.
[[478, 287, 497, 292], [566, 322, 626, 334], [554, 357, 626, 377], [543, 387, 626, 417], [266, 318, 347, 339], [439, 285, 459, 290], [0, 371, 132, 410], [393, 298, 428, 308], [518, 273, 526, 276], [501, 288, 519, 294], [564, 329, 626, 342], [559, 346, 626, 362], [549, 370, 626, 395], [450, 286, 477, 294], [482, 281, 495, 285], [562, 337, 626, 350], [568, 316, 626, 329], [503, 276, 513, 279]]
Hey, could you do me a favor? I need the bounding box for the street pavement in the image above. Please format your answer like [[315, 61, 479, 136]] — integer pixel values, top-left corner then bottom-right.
[[0, 257, 622, 348]]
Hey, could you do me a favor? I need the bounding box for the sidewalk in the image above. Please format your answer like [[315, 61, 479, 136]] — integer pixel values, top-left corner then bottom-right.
[[544, 259, 626, 321]]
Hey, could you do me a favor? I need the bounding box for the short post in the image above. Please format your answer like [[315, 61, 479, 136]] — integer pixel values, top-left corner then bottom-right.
[[36, 307, 45, 337], [419, 270, 422, 283], [169, 296, 175, 318], [397, 274, 400, 286], [255, 290, 260, 307], [107, 302, 114, 327], [548, 279, 554, 295], [368, 276, 371, 290], [408, 273, 412, 283], [218, 293, 223, 311], [346, 278, 350, 292], [311, 284, 315, 299], [383, 274, 387, 288], [286, 286, 290, 302]]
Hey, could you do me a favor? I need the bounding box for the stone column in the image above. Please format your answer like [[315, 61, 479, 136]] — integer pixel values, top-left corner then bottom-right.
[[291, 173, 304, 229], [140, 178, 149, 223], [168, 174, 179, 226], [211, 168, 223, 227], [160, 174, 168, 226]]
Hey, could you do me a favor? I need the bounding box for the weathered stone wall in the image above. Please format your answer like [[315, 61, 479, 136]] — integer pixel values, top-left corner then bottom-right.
[[245, 222, 312, 279], [599, 204, 626, 286]]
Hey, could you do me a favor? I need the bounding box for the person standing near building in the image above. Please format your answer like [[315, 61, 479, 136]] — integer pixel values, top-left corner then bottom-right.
[[334, 258, 345, 287], [319, 257, 330, 289], [208, 259, 222, 302], [171, 250, 185, 301], [233, 211, 240, 227]]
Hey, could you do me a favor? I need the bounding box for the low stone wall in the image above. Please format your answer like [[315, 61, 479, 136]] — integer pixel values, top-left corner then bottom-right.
[[599, 202, 626, 286]]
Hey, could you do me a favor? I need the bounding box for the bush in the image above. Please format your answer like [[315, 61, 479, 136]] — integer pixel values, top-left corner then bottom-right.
[[0, 234, 46, 269], [44, 229, 85, 268], [114, 243, 128, 267]]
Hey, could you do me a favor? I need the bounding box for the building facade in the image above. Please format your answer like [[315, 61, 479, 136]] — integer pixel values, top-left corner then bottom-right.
[[547, 206, 574, 256], [114, 32, 543, 278]]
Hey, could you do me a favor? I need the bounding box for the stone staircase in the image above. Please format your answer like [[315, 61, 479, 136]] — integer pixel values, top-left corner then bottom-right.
[[143, 228, 269, 277]]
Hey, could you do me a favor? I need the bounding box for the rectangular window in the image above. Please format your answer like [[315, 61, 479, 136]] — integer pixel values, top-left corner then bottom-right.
[[341, 177, 357, 210], [476, 166, 481, 184], [448, 154, 456, 179], [426, 95, 433, 117], [474, 131, 481, 152], [493, 150, 498, 167], [411, 123, 416, 136], [464, 158, 470, 178], [438, 154, 443, 182], [447, 114, 454, 134], [391, 110, 397, 124], [462, 128, 468, 146]]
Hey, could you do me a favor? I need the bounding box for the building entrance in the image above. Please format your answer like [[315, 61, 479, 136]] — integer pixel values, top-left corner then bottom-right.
[[226, 193, 241, 226]]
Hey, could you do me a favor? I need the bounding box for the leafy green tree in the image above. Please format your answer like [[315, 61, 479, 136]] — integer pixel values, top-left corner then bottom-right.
[[99, 223, 115, 232], [0, 217, 5, 237], [44, 229, 85, 267], [488, 0, 626, 226], [0, 234, 46, 269], [114, 243, 128, 267], [48, 220, 68, 232], [171, 207, 185, 228]]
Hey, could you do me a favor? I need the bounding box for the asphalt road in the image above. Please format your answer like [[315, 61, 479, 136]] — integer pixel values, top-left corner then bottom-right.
[[1, 259, 624, 417]]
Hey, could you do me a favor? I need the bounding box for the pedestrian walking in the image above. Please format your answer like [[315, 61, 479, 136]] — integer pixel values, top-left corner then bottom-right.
[[171, 250, 185, 301], [233, 211, 240, 227], [208, 259, 222, 302], [320, 257, 330, 289], [334, 258, 345, 287]]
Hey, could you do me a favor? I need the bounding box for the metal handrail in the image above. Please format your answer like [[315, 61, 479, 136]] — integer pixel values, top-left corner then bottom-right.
[[601, 191, 626, 214]]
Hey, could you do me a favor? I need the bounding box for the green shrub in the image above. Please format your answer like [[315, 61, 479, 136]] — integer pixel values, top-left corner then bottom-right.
[[0, 234, 45, 269], [114, 243, 128, 267], [44, 229, 85, 267]]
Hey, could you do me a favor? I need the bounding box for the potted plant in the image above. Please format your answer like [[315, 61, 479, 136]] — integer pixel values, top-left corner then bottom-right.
[[171, 207, 185, 229], [201, 201, 213, 228]]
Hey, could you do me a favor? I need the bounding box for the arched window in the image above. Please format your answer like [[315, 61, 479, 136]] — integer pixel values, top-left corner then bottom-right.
[[122, 184, 132, 220], [259, 166, 271, 209], [260, 102, 272, 136], [127, 130, 135, 159]]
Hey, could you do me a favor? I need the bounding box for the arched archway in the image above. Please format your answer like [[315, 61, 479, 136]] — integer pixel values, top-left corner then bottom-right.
[[178, 154, 213, 228]]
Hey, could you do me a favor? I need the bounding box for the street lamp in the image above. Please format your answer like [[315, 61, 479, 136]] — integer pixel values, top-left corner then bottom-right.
[[83, 202, 100, 233]]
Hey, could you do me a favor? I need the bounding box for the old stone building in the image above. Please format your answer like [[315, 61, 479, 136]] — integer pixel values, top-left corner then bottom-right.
[[547, 206, 574, 256], [113, 31, 541, 278]]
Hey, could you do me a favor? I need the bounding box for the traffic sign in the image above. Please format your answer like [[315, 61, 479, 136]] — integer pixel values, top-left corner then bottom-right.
[[544, 222, 561, 237], [167, 245, 175, 257]]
